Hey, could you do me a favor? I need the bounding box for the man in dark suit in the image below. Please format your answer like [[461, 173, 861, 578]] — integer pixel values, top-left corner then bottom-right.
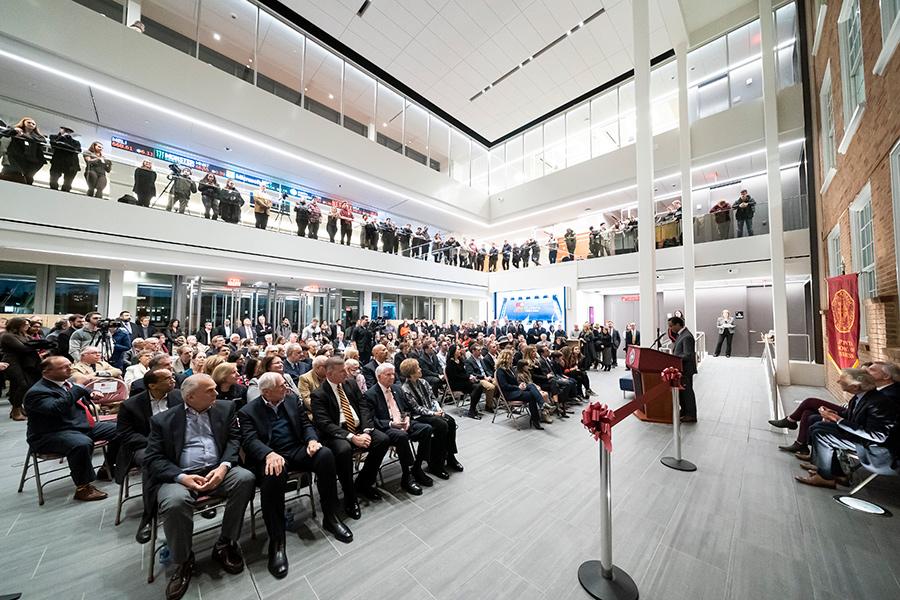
[[606, 320, 622, 367], [237, 318, 256, 342], [487, 321, 502, 338], [240, 373, 352, 579], [195, 321, 214, 346], [624, 323, 640, 349], [482, 341, 499, 374], [283, 343, 310, 383], [310, 357, 390, 519], [351, 316, 374, 364], [144, 374, 255, 600], [364, 363, 432, 495], [526, 321, 545, 344], [361, 344, 388, 389], [668, 317, 697, 422], [797, 363, 900, 488], [464, 344, 497, 412], [417, 341, 443, 396], [129, 353, 188, 395], [115, 368, 182, 543], [134, 314, 156, 340], [24, 356, 118, 501], [215, 318, 233, 339]]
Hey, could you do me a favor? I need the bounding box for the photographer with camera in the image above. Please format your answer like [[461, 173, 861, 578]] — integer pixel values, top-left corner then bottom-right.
[[48, 125, 82, 192], [69, 312, 103, 363], [132, 159, 157, 207], [218, 179, 244, 224], [198, 173, 221, 220], [166, 165, 196, 214], [0, 116, 47, 185]]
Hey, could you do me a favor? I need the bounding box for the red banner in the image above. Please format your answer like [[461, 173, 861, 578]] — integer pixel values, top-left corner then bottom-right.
[[826, 274, 861, 369]]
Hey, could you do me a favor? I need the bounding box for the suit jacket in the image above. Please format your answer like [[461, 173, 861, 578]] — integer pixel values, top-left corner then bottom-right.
[[837, 384, 900, 473], [238, 395, 318, 472], [297, 369, 322, 411], [196, 329, 214, 346], [609, 329, 622, 349], [237, 325, 257, 341], [418, 352, 442, 379], [464, 354, 490, 380], [483, 353, 497, 375], [24, 378, 94, 445], [625, 330, 641, 347], [310, 380, 374, 440], [283, 359, 309, 383], [143, 400, 240, 488], [215, 324, 233, 338], [671, 328, 697, 375], [114, 389, 183, 481], [130, 372, 188, 395], [364, 383, 414, 431], [134, 324, 156, 339], [361, 359, 381, 390]]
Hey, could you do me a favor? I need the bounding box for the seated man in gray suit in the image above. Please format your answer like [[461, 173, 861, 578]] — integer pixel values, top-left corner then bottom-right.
[[667, 316, 697, 423], [143, 374, 255, 600]]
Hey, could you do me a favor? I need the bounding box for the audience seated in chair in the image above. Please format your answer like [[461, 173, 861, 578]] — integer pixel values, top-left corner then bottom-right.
[[71, 345, 123, 379], [239, 372, 352, 579]]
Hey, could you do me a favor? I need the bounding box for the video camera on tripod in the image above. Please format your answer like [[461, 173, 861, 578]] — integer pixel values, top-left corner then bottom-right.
[[166, 162, 190, 180]]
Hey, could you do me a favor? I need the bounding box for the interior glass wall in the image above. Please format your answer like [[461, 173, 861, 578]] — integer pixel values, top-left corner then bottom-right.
[[0, 262, 38, 314]]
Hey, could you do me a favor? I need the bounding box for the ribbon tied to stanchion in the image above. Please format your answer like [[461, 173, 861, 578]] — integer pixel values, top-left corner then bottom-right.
[[582, 401, 615, 452], [661, 366, 683, 389]]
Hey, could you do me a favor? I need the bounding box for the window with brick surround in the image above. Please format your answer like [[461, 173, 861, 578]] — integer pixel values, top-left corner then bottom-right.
[[850, 183, 876, 339], [827, 225, 843, 277], [819, 62, 837, 191], [877, 0, 900, 75], [837, 0, 866, 152]]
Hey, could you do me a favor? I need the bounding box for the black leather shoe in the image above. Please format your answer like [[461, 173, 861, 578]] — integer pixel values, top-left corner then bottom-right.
[[778, 441, 808, 453], [135, 517, 151, 544], [356, 485, 382, 501], [344, 501, 361, 520], [531, 420, 544, 430], [166, 553, 194, 600], [200, 507, 218, 519], [322, 515, 353, 544], [466, 412, 483, 420], [401, 476, 423, 496], [412, 467, 434, 487], [211, 540, 244, 574], [267, 541, 289, 579], [446, 459, 464, 472], [769, 417, 798, 430], [428, 467, 450, 480]]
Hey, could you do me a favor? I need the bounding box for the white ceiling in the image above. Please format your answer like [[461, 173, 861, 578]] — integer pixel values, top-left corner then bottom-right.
[[278, 0, 675, 141]]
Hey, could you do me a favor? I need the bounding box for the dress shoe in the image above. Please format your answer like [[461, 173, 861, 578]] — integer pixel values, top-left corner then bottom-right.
[[795, 451, 812, 461], [344, 501, 361, 520], [680, 416, 697, 423], [135, 517, 152, 544], [446, 458, 464, 472], [267, 541, 289, 579], [322, 514, 353, 543], [778, 441, 808, 453], [9, 406, 26, 421], [211, 540, 244, 574], [769, 417, 798, 430], [165, 553, 194, 600], [95, 464, 112, 481], [73, 484, 107, 502], [794, 473, 836, 489], [355, 485, 382, 501], [401, 475, 423, 495], [531, 420, 545, 430], [466, 412, 482, 420], [412, 467, 433, 487], [200, 507, 218, 519], [428, 467, 450, 480]]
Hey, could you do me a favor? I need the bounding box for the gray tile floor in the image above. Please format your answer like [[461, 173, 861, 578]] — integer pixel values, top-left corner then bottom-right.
[[1, 357, 898, 599]]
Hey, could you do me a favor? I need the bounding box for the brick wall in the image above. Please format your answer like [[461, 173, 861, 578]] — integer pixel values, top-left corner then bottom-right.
[[804, 0, 900, 397]]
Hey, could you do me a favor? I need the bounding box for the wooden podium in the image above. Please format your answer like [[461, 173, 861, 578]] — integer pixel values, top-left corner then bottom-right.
[[624, 345, 682, 424]]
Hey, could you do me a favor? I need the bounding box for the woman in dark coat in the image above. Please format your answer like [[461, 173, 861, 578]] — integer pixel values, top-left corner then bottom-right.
[[579, 323, 597, 370], [132, 159, 158, 207], [598, 326, 613, 371], [198, 173, 221, 220], [0, 117, 47, 185], [445, 344, 482, 420], [163, 319, 183, 353], [495, 349, 544, 429], [0, 317, 54, 420]]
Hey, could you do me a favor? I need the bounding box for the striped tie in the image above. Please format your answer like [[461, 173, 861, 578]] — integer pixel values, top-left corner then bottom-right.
[[337, 384, 357, 433]]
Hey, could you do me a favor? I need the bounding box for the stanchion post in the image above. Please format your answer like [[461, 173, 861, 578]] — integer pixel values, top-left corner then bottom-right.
[[577, 442, 638, 600], [661, 386, 697, 472]]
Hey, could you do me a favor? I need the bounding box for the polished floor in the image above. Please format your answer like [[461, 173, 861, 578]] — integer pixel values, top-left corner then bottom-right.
[[1, 357, 898, 599]]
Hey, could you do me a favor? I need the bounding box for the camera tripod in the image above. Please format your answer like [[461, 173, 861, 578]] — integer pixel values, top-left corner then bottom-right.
[[150, 175, 196, 217]]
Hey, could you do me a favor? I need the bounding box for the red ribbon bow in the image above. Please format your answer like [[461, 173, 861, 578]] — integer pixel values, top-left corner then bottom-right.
[[582, 401, 614, 452], [661, 366, 683, 389]]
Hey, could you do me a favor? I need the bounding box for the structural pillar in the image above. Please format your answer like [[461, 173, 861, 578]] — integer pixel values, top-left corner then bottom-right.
[[759, 0, 791, 383], [676, 43, 696, 333], [363, 290, 373, 320], [633, 0, 657, 344], [125, 0, 141, 26], [106, 268, 125, 317]]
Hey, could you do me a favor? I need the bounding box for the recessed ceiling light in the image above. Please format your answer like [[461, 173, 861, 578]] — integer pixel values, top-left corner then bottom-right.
[[745, 77, 753, 85], [213, 32, 221, 41], [304, 87, 308, 91], [248, 58, 253, 63], [382, 122, 388, 127], [328, 93, 334, 99]]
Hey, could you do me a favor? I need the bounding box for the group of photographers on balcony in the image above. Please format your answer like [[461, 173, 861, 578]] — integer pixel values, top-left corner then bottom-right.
[[2, 115, 756, 270]]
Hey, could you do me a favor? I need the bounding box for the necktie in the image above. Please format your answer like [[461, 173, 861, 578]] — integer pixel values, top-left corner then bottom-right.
[[337, 384, 357, 433], [385, 386, 401, 422]]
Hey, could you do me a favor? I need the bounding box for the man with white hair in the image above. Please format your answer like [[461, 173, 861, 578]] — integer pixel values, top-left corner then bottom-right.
[[71, 345, 122, 379], [240, 372, 352, 579], [364, 363, 433, 495], [283, 342, 309, 382], [144, 373, 255, 600], [797, 362, 900, 489]]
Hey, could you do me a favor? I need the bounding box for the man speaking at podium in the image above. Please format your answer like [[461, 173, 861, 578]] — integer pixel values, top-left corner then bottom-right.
[[667, 316, 697, 423]]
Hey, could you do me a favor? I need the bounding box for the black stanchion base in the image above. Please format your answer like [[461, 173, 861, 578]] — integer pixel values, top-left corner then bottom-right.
[[661, 457, 697, 472], [578, 561, 639, 600]]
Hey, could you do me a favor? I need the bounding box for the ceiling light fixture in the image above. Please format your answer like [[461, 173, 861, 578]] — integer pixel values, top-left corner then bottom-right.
[[213, 32, 221, 41], [328, 93, 334, 99]]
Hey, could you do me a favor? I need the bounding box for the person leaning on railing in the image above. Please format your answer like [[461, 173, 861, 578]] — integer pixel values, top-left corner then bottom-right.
[[0, 116, 47, 185], [218, 179, 244, 224]]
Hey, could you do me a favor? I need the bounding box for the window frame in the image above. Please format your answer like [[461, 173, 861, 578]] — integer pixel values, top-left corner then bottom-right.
[[819, 62, 838, 192], [875, 0, 900, 74], [837, 0, 867, 153], [826, 224, 843, 277], [849, 183, 875, 340]]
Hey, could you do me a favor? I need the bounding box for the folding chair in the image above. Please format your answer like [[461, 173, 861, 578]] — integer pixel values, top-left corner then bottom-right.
[[248, 470, 317, 540], [442, 369, 466, 414], [115, 463, 143, 526], [147, 494, 256, 583], [83, 377, 129, 421], [17, 441, 112, 506], [492, 384, 530, 430]]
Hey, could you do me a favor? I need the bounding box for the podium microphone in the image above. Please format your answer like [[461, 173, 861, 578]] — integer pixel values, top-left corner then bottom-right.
[[651, 328, 665, 349]]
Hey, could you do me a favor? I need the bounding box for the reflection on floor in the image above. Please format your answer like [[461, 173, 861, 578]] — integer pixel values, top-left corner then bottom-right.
[[1, 356, 898, 599]]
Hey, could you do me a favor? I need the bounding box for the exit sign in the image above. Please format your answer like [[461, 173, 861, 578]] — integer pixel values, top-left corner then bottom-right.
[[226, 277, 241, 287], [621, 295, 640, 302]]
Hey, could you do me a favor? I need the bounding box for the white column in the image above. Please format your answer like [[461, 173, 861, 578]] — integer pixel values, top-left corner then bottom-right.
[[634, 0, 657, 344], [106, 269, 125, 317], [759, 0, 791, 383], [125, 0, 141, 26], [363, 290, 373, 319], [677, 43, 696, 333]]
